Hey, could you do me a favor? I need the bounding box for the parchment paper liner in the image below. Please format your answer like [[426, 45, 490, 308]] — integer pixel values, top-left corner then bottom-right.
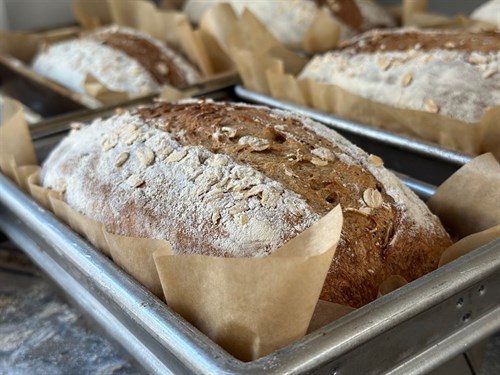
[[2, 97, 499, 359], [197, 3, 341, 55], [213, 7, 500, 158], [0, 0, 235, 106], [1, 97, 344, 361]]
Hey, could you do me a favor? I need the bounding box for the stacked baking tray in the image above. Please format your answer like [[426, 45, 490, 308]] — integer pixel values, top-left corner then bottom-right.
[[1, 89, 499, 374], [234, 86, 473, 186]]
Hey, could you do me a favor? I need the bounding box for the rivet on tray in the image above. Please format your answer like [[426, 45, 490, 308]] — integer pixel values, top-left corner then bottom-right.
[[462, 313, 471, 323], [478, 285, 485, 296], [456, 297, 464, 308]]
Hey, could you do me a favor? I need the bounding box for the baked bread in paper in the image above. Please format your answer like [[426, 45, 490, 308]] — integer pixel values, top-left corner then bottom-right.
[[300, 29, 500, 125], [40, 99, 451, 307], [31, 26, 201, 97], [184, 0, 395, 49], [470, 0, 500, 28]]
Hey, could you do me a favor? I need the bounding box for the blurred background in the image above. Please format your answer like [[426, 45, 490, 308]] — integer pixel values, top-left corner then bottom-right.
[[0, 0, 489, 31]]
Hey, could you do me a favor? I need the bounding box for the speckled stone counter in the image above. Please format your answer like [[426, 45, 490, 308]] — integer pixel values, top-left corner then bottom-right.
[[1, 241, 499, 375], [0, 244, 141, 375]]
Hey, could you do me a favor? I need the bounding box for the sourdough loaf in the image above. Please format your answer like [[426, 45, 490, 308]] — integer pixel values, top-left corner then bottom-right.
[[183, 0, 395, 49], [41, 100, 451, 307], [299, 29, 500, 124], [32, 26, 200, 97], [471, 0, 500, 28]]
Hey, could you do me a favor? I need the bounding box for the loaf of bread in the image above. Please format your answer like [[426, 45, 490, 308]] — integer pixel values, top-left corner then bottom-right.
[[471, 0, 500, 28], [41, 100, 451, 307], [32, 26, 201, 97], [299, 29, 500, 124], [184, 0, 395, 49]]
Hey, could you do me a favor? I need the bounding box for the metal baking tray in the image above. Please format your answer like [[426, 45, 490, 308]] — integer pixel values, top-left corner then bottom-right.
[[0, 45, 240, 118], [0, 53, 101, 117], [235, 85, 474, 185], [1, 101, 499, 375]]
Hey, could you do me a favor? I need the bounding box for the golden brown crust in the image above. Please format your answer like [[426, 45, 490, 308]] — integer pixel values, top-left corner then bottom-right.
[[340, 29, 500, 54], [137, 101, 452, 307]]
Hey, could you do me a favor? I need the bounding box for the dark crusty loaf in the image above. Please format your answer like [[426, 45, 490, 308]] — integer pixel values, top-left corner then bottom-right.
[[300, 29, 500, 124], [32, 26, 200, 97], [41, 100, 452, 307]]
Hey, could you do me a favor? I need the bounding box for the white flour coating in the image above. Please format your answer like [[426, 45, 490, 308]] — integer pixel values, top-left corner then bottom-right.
[[32, 40, 158, 96], [183, 0, 394, 48], [299, 30, 500, 124], [32, 26, 200, 97], [41, 110, 319, 258]]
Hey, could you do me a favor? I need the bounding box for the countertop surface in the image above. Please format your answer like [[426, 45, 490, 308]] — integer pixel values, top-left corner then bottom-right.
[[0, 243, 141, 375]]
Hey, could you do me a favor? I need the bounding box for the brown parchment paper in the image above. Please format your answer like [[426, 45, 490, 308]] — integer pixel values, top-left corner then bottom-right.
[[0, 98, 37, 181], [427, 153, 500, 237], [223, 9, 500, 158], [198, 3, 341, 55], [2, 97, 499, 359], [154, 206, 342, 361]]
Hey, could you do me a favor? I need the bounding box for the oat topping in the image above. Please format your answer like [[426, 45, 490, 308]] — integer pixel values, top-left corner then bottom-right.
[[136, 147, 155, 166], [401, 72, 413, 87], [367, 154, 384, 167], [363, 188, 383, 208], [238, 136, 270, 151], [126, 174, 145, 188], [423, 99, 440, 113], [114, 152, 129, 168]]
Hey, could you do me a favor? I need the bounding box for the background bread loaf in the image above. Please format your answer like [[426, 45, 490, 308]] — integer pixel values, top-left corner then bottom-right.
[[299, 29, 500, 124], [41, 100, 451, 307], [183, 0, 395, 49], [32, 26, 201, 97]]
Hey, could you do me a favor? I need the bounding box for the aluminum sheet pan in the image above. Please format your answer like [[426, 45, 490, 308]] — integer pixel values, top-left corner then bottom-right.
[[0, 49, 240, 118], [1, 97, 499, 374], [0, 53, 99, 117], [1, 172, 499, 375], [234, 85, 474, 185]]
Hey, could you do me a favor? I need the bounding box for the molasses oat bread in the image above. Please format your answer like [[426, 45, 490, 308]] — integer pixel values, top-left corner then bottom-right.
[[184, 0, 395, 49], [299, 29, 500, 124], [41, 100, 451, 307], [32, 26, 201, 97]]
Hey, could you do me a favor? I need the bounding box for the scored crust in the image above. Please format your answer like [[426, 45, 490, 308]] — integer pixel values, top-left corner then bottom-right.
[[31, 26, 200, 96], [41, 100, 451, 307]]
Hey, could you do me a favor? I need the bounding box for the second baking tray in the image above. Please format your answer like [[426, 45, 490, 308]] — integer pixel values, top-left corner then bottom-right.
[[1, 101, 500, 374], [234, 85, 474, 185]]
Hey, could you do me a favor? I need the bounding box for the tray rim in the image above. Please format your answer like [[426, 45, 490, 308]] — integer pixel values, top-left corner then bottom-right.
[[234, 85, 473, 167], [1, 170, 499, 374]]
